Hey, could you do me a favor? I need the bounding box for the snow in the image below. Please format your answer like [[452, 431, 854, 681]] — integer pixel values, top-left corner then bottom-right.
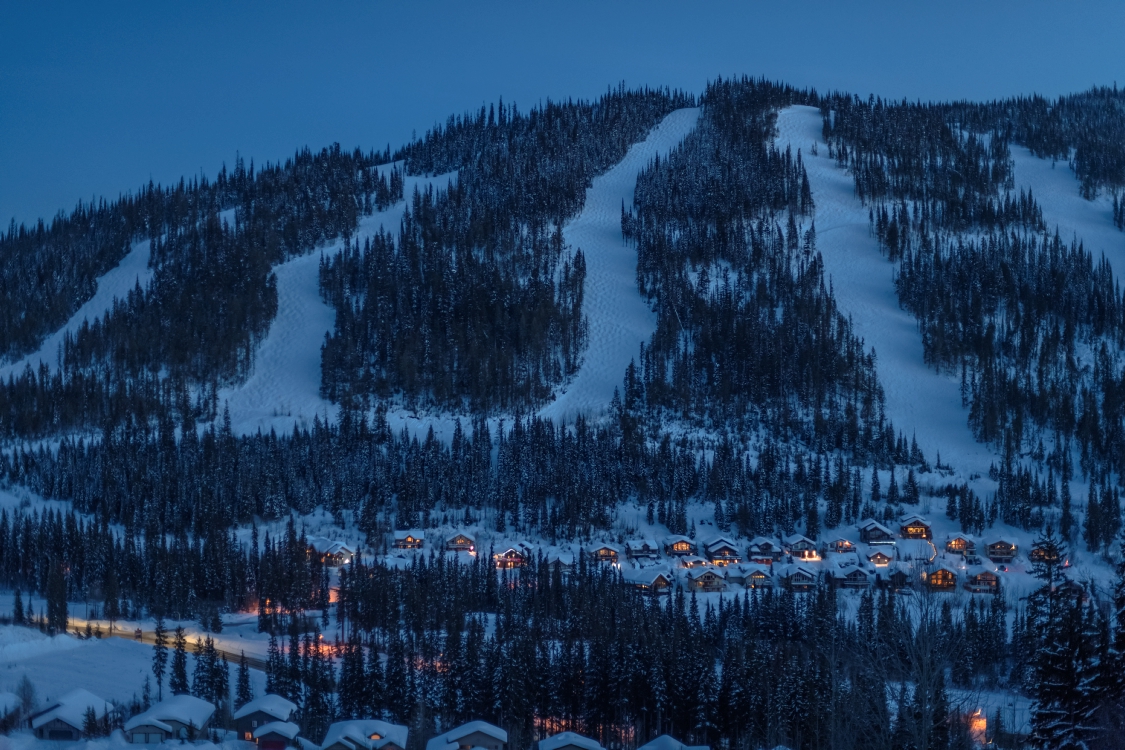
[[31, 688, 109, 730], [232, 694, 296, 722], [254, 721, 299, 741], [539, 732, 604, 750], [772, 106, 999, 482], [636, 735, 708, 750], [0, 691, 18, 717], [123, 695, 215, 732], [0, 240, 153, 380], [538, 107, 701, 424], [425, 721, 506, 750], [323, 719, 409, 750]]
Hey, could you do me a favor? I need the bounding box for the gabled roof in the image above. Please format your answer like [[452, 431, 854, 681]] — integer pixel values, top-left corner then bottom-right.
[[32, 689, 108, 730], [900, 514, 930, 526], [626, 539, 659, 550], [393, 529, 425, 540], [233, 694, 298, 722], [540, 732, 604, 750], [623, 568, 672, 586], [124, 695, 215, 732], [987, 536, 1018, 547], [589, 542, 621, 553], [747, 536, 780, 549], [662, 535, 694, 546], [309, 537, 356, 556], [944, 532, 975, 541], [323, 719, 409, 750], [637, 735, 709, 750], [547, 551, 574, 567], [425, 721, 507, 750], [446, 531, 475, 542], [775, 563, 817, 579], [256, 721, 301, 741], [783, 533, 816, 546], [966, 565, 999, 578], [685, 567, 723, 580], [703, 536, 738, 551], [858, 519, 894, 535]]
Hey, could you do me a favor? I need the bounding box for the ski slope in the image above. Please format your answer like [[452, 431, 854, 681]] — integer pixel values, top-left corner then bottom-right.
[[538, 107, 701, 424], [773, 106, 997, 481], [0, 240, 152, 381]]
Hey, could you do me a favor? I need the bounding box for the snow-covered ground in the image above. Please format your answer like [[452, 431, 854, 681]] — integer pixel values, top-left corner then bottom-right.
[[0, 241, 153, 380], [773, 106, 999, 483], [538, 107, 701, 424]]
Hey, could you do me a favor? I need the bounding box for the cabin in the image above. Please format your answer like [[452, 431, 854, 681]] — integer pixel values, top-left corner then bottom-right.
[[255, 722, 301, 750], [677, 555, 709, 569], [703, 537, 742, 566], [546, 551, 574, 575], [1029, 542, 1060, 564], [445, 532, 476, 552], [825, 537, 855, 554], [425, 721, 507, 750], [539, 731, 605, 750], [308, 538, 356, 566], [776, 564, 818, 591], [31, 689, 109, 741], [124, 695, 215, 744], [747, 537, 783, 563], [944, 533, 976, 556], [588, 544, 620, 564], [923, 566, 958, 591], [322, 719, 409, 750], [392, 530, 425, 550], [686, 568, 727, 593], [859, 520, 896, 545], [833, 565, 873, 589], [964, 568, 1000, 594], [784, 533, 820, 560], [636, 736, 709, 750], [880, 565, 914, 592], [234, 694, 299, 742], [624, 569, 673, 596], [724, 563, 773, 589], [494, 547, 527, 569], [900, 515, 932, 540], [1054, 579, 1089, 604], [986, 538, 1018, 563], [663, 535, 697, 557], [865, 548, 894, 567], [626, 539, 661, 561]]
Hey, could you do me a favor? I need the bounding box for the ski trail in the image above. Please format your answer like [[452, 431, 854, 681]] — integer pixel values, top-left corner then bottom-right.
[[219, 170, 456, 436], [773, 105, 997, 479], [538, 107, 702, 424], [0, 240, 153, 380], [1010, 147, 1124, 285]]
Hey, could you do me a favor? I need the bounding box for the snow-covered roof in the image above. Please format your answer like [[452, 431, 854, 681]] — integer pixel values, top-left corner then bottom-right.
[[858, 519, 894, 534], [446, 531, 475, 542], [945, 532, 975, 541], [425, 721, 507, 750], [256, 721, 301, 740], [783, 533, 815, 546], [685, 567, 723, 580], [625, 539, 659, 550], [895, 539, 936, 562], [832, 565, 873, 580], [233, 694, 298, 722], [309, 537, 356, 556], [966, 565, 999, 578], [748, 537, 780, 549], [703, 536, 737, 550], [900, 514, 929, 526], [987, 536, 1019, 547], [539, 732, 604, 750], [547, 551, 574, 566], [622, 567, 672, 585], [589, 542, 621, 552], [323, 719, 409, 750], [775, 563, 817, 579], [393, 529, 424, 540], [662, 535, 693, 546], [124, 695, 215, 732], [0, 692, 19, 717], [637, 735, 709, 750], [32, 689, 108, 730]]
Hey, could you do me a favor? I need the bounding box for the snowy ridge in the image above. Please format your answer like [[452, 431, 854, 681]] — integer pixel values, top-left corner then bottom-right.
[[0, 240, 153, 380], [773, 106, 998, 481], [538, 107, 702, 424]]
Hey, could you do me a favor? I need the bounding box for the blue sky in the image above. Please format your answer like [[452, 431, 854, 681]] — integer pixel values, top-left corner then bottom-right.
[[2, 1, 1122, 226]]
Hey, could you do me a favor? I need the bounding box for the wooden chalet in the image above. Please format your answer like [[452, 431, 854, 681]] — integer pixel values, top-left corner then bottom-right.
[[986, 538, 1018, 563], [426, 722, 506, 750], [746, 537, 783, 563], [234, 694, 298, 742], [255, 722, 301, 750], [725, 563, 774, 589], [832, 565, 873, 589], [944, 533, 976, 556], [547, 551, 574, 575], [124, 695, 215, 744], [704, 537, 742, 566], [623, 569, 673, 595], [625, 539, 660, 561], [776, 564, 818, 591], [686, 568, 727, 593], [784, 533, 820, 560], [677, 555, 709, 569], [323, 719, 409, 750], [445, 532, 476, 552], [589, 544, 620, 565], [899, 515, 932, 540], [309, 538, 356, 566], [923, 566, 958, 591], [494, 547, 527, 569], [1054, 579, 1090, 604], [864, 547, 894, 567], [964, 568, 1000, 593], [826, 537, 855, 554], [1029, 542, 1060, 564], [392, 530, 425, 550], [859, 520, 896, 545], [663, 535, 697, 556], [31, 690, 108, 742], [880, 565, 914, 592]]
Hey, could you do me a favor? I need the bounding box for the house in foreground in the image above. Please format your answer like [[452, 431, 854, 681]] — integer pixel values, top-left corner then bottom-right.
[[986, 538, 1018, 563], [637, 735, 710, 750], [539, 731, 605, 750], [31, 689, 108, 741], [255, 721, 301, 750], [124, 694, 215, 744], [322, 719, 409, 750], [426, 721, 507, 750], [234, 694, 298, 742]]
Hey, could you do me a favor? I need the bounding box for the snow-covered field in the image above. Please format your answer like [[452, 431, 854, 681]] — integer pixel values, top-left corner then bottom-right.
[[773, 106, 999, 483], [538, 107, 701, 424], [0, 241, 153, 380]]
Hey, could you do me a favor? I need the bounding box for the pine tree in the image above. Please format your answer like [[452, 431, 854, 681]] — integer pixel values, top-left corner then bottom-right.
[[152, 617, 168, 700], [170, 626, 189, 695], [12, 588, 23, 625], [236, 650, 253, 710]]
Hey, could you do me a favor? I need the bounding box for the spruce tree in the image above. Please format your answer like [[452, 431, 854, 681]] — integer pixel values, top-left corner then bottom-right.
[[236, 650, 253, 710], [152, 617, 168, 700], [170, 626, 189, 695]]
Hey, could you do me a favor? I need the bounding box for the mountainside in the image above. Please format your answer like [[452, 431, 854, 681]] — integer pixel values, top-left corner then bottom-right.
[[2, 78, 1125, 750]]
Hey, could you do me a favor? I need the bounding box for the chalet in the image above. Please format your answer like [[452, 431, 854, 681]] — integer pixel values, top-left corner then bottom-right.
[[747, 537, 783, 563], [677, 555, 710, 569], [880, 564, 914, 592], [322, 720, 409, 750], [124, 695, 215, 744], [859, 520, 896, 545], [234, 694, 299, 742], [31, 689, 108, 741], [964, 567, 1000, 594], [724, 563, 773, 588], [864, 547, 894, 567], [623, 568, 673, 595], [900, 515, 933, 540], [685, 568, 727, 593], [1054, 579, 1090, 604], [663, 535, 697, 557], [547, 551, 574, 575], [944, 533, 976, 556], [539, 731, 605, 750], [494, 547, 527, 569], [1029, 542, 1060, 564], [637, 735, 710, 750], [588, 544, 620, 564], [783, 533, 819, 560], [923, 565, 958, 591], [832, 564, 873, 589], [392, 530, 425, 550], [825, 537, 855, 554], [445, 532, 476, 552], [776, 564, 818, 592], [986, 537, 1018, 563], [703, 537, 742, 566], [626, 539, 661, 561], [255, 722, 301, 750], [309, 538, 356, 566], [426, 721, 507, 750]]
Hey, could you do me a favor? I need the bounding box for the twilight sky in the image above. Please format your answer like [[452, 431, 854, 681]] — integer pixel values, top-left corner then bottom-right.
[[2, 1, 1122, 226]]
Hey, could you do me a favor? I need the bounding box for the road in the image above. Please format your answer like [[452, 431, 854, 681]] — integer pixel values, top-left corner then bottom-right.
[[67, 617, 270, 671]]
